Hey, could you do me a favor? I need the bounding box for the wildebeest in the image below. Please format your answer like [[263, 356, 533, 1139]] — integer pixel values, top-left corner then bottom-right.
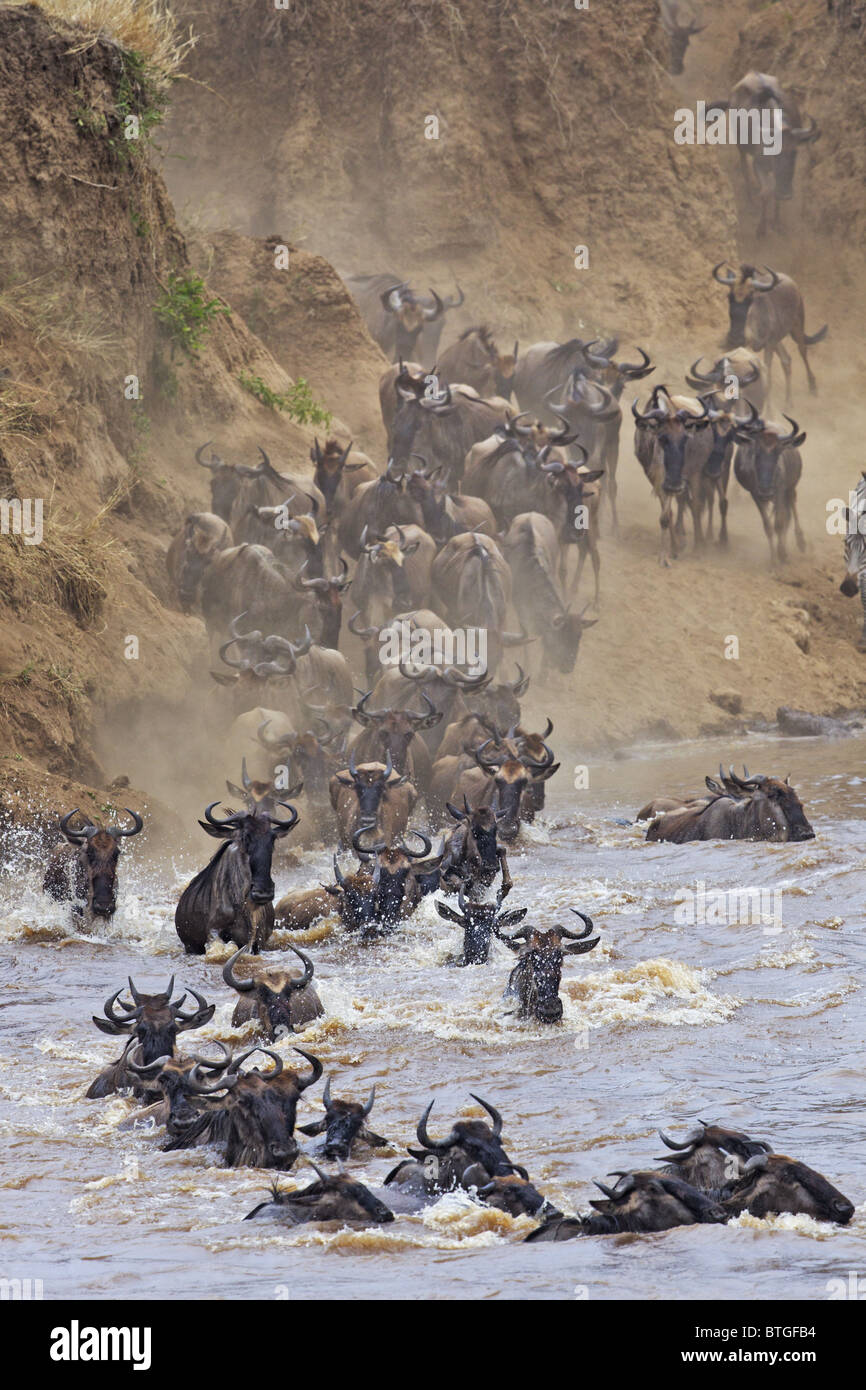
[[839, 473, 866, 650], [122, 1043, 233, 1136], [722, 73, 820, 237], [685, 348, 764, 414], [405, 465, 496, 543], [344, 273, 463, 366], [86, 976, 214, 1098], [174, 800, 300, 954], [435, 881, 526, 966], [713, 263, 826, 403], [329, 752, 416, 847], [439, 797, 511, 898], [195, 443, 323, 541], [245, 1167, 395, 1225], [502, 512, 597, 670], [222, 944, 324, 1038], [389, 384, 510, 488], [536, 458, 605, 602], [632, 386, 713, 562], [293, 558, 352, 650], [343, 826, 441, 932], [352, 523, 434, 623], [658, 0, 704, 74], [644, 766, 814, 842], [309, 436, 376, 519], [167, 1045, 323, 1169], [166, 512, 233, 612], [436, 325, 518, 399], [500, 909, 600, 1023], [297, 1076, 388, 1159], [349, 688, 440, 791], [527, 1170, 727, 1240], [43, 808, 143, 926], [338, 464, 423, 559], [385, 1095, 529, 1199], [454, 733, 559, 841], [655, 1120, 773, 1194], [431, 531, 515, 675], [733, 405, 806, 564]]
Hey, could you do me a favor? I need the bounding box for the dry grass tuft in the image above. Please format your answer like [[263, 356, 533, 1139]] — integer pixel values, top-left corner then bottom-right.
[[8, 0, 196, 87]]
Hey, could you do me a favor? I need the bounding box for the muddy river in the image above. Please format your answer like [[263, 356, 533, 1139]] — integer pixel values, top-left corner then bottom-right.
[[2, 732, 864, 1301]]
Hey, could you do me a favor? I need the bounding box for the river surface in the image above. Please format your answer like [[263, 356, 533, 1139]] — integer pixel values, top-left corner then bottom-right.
[[2, 731, 864, 1301]]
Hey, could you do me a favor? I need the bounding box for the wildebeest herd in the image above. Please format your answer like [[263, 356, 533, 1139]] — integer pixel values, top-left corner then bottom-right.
[[34, 100, 855, 1235]]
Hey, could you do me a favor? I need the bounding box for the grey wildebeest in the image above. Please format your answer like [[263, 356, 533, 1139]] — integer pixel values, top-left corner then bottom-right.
[[500, 909, 600, 1023], [297, 1077, 388, 1159], [431, 531, 516, 676], [435, 881, 526, 966], [405, 465, 496, 543], [195, 443, 324, 541], [245, 1168, 395, 1225], [436, 325, 519, 399], [733, 405, 806, 564], [385, 1095, 530, 1200], [644, 766, 814, 843], [502, 512, 597, 670], [389, 384, 510, 489], [43, 808, 143, 926], [722, 72, 820, 237], [338, 464, 423, 560], [222, 944, 324, 1039], [658, 0, 704, 74], [632, 387, 713, 563], [686, 348, 765, 415], [839, 473, 866, 649], [166, 512, 233, 612], [713, 263, 827, 403], [344, 273, 463, 366], [352, 524, 435, 624], [86, 976, 214, 1098], [656, 1121, 854, 1224], [329, 753, 416, 847], [174, 801, 300, 954], [349, 688, 441, 792], [167, 1045, 323, 1170], [535, 457, 605, 602]]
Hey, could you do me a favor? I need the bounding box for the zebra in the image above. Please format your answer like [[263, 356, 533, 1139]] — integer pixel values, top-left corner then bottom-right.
[[840, 473, 866, 650]]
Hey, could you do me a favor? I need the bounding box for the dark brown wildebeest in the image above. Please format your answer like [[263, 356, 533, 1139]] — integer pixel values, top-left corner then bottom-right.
[[655, 1121, 773, 1195], [721, 1152, 854, 1224], [166, 512, 233, 612], [344, 273, 463, 366], [166, 1045, 323, 1170], [682, 392, 738, 547], [439, 797, 511, 898], [245, 1167, 395, 1225], [329, 753, 416, 847], [502, 512, 597, 669], [122, 1043, 233, 1137], [433, 734, 558, 841], [658, 0, 704, 74], [385, 1095, 529, 1200], [86, 976, 214, 1098], [222, 944, 324, 1039], [348, 688, 440, 792], [379, 360, 427, 439], [310, 437, 376, 519], [435, 881, 526, 966], [645, 766, 814, 843], [500, 910, 600, 1023], [686, 349, 764, 415], [389, 384, 510, 490], [405, 465, 496, 543], [174, 800, 300, 954], [297, 1076, 388, 1159], [713, 263, 826, 403], [733, 406, 806, 564], [292, 558, 352, 650], [526, 1170, 727, 1240], [43, 808, 143, 926], [346, 827, 441, 932], [338, 464, 423, 560], [436, 325, 519, 399], [352, 524, 434, 624], [536, 458, 605, 602], [632, 387, 713, 563]]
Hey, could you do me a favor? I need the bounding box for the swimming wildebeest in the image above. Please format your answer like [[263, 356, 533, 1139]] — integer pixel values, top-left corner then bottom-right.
[[43, 808, 143, 925], [174, 800, 300, 954], [644, 766, 814, 843], [500, 909, 600, 1023], [385, 1095, 529, 1199], [435, 881, 527, 966], [86, 976, 214, 1098], [526, 1170, 728, 1240], [297, 1076, 388, 1159], [222, 944, 324, 1038], [245, 1166, 395, 1225]]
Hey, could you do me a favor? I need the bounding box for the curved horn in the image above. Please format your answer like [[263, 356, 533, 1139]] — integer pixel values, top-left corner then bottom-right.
[[222, 945, 256, 994], [416, 1099, 459, 1152], [285, 947, 315, 992], [293, 1047, 324, 1090], [469, 1093, 503, 1137]]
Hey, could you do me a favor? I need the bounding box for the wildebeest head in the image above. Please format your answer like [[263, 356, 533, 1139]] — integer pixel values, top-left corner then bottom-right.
[[185, 1045, 323, 1169], [474, 737, 559, 841], [632, 387, 710, 493], [413, 1095, 526, 1182], [713, 263, 780, 350], [198, 800, 300, 903], [734, 407, 805, 499], [325, 856, 378, 933], [222, 943, 318, 1039], [390, 384, 459, 469], [245, 1165, 395, 1225], [686, 353, 761, 403], [655, 1120, 773, 1194], [435, 880, 527, 966], [352, 689, 441, 771], [351, 826, 439, 928], [722, 1152, 854, 1225], [501, 910, 600, 1023], [195, 443, 276, 522], [381, 282, 449, 360], [580, 340, 655, 400], [474, 1173, 554, 1219], [334, 751, 408, 827], [297, 1076, 387, 1159], [310, 437, 368, 512], [57, 808, 143, 918], [225, 754, 303, 819], [584, 1169, 728, 1234], [658, 0, 704, 75], [125, 1042, 232, 1126], [92, 976, 214, 1065], [722, 765, 813, 841], [443, 796, 504, 893]]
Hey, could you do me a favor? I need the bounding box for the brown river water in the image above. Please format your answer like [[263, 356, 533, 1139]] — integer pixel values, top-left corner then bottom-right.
[[2, 730, 865, 1301]]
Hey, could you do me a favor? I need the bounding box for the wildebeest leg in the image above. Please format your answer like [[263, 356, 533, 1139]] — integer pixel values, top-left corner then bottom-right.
[[755, 496, 777, 565], [717, 485, 729, 548], [791, 325, 818, 395], [776, 340, 793, 406], [605, 424, 620, 534], [858, 570, 866, 652], [705, 483, 715, 543], [763, 346, 774, 413], [688, 486, 704, 548], [789, 487, 806, 553], [659, 494, 675, 566]]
